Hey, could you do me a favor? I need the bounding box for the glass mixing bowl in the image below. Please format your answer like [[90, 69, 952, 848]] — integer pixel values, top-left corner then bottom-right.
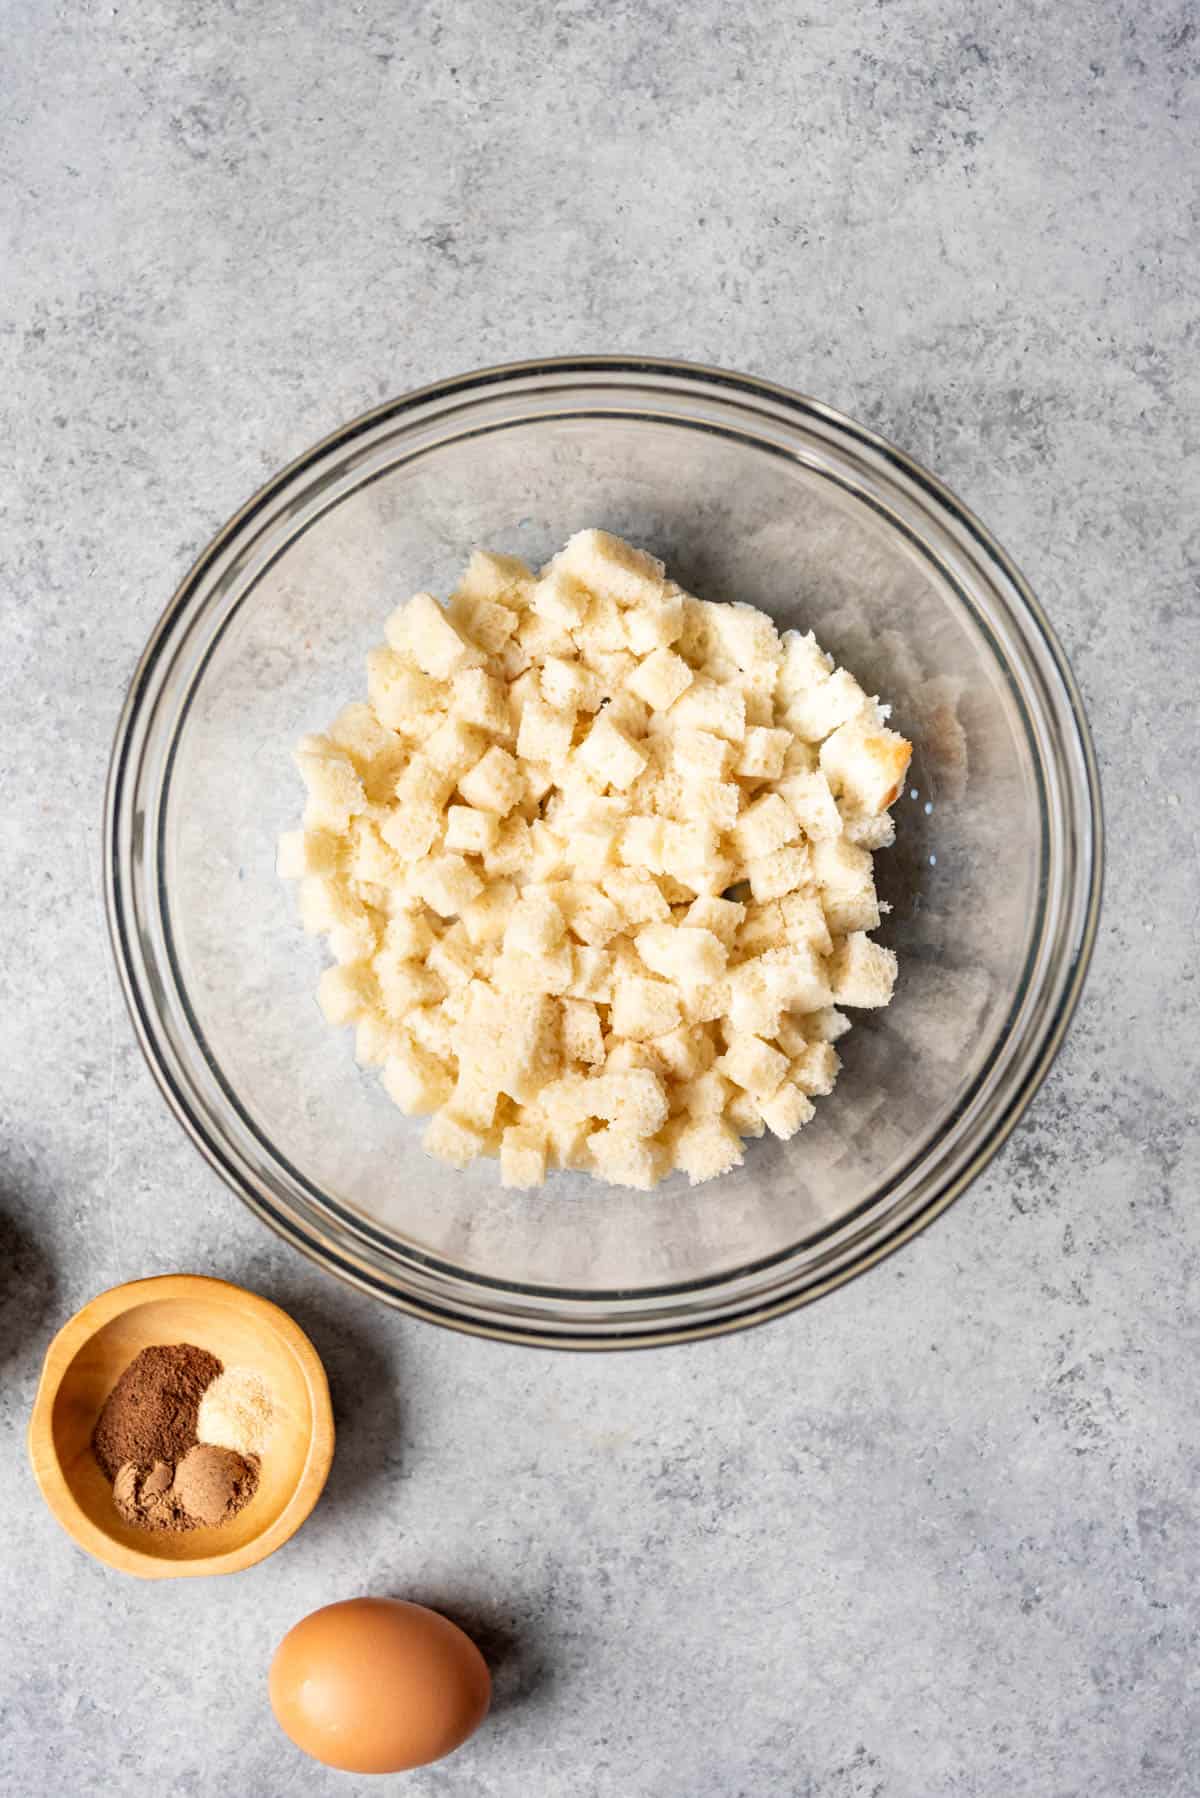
[[106, 359, 1101, 1347]]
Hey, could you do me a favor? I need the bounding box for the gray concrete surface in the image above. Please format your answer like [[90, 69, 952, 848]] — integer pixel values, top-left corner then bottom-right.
[[3, 1, 1198, 1793]]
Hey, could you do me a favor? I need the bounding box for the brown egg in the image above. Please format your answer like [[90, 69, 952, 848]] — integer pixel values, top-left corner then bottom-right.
[[269, 1597, 491, 1773]]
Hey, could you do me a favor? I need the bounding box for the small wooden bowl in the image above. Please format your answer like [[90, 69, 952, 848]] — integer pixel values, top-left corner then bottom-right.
[[28, 1274, 335, 1579]]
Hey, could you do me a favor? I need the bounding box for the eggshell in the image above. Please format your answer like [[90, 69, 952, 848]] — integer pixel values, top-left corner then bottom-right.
[[269, 1597, 491, 1773]]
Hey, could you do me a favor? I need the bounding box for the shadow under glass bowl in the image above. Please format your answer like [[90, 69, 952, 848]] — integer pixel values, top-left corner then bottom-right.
[[106, 358, 1102, 1348]]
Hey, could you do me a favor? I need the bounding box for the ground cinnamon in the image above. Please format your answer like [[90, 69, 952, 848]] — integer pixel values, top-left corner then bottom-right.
[[92, 1343, 221, 1481]]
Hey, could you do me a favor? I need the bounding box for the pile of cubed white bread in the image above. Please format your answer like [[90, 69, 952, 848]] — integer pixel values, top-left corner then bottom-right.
[[279, 531, 912, 1191]]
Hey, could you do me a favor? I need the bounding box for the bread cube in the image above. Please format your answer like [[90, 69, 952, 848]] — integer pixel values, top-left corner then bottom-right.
[[540, 655, 604, 714], [525, 822, 568, 883], [680, 1070, 732, 1118], [841, 810, 897, 850], [584, 648, 638, 690], [733, 792, 799, 862], [672, 728, 734, 784], [720, 1089, 762, 1137], [425, 923, 474, 992], [782, 667, 870, 742], [756, 942, 834, 1013], [735, 665, 779, 727], [811, 837, 879, 933], [777, 629, 834, 701], [575, 713, 649, 791], [659, 820, 721, 885], [697, 781, 741, 832], [626, 647, 694, 713], [678, 976, 732, 1026], [790, 1041, 841, 1096], [735, 726, 790, 781], [758, 1081, 816, 1140], [379, 803, 442, 864], [366, 648, 445, 732], [361, 739, 411, 805], [776, 770, 842, 841], [500, 1126, 548, 1190], [444, 1068, 499, 1131], [602, 869, 671, 925], [670, 1117, 745, 1186], [454, 549, 534, 604], [316, 962, 376, 1027], [482, 814, 532, 878], [345, 819, 400, 889], [556, 529, 665, 607], [411, 854, 484, 918], [328, 702, 398, 768], [499, 635, 533, 681], [777, 891, 834, 957], [424, 718, 487, 781], [423, 1111, 487, 1168], [327, 902, 381, 967], [493, 939, 574, 996], [563, 884, 623, 947], [455, 985, 562, 1104], [562, 997, 604, 1065], [277, 829, 343, 879], [644, 1023, 715, 1081], [448, 593, 520, 659], [454, 744, 521, 817], [564, 829, 618, 884], [532, 565, 591, 628], [635, 923, 727, 984], [590, 1068, 669, 1136], [400, 591, 484, 680], [515, 696, 575, 768], [374, 952, 446, 1017], [819, 718, 912, 816], [449, 667, 512, 736], [603, 1036, 660, 1072], [747, 844, 811, 903], [737, 902, 788, 957], [443, 804, 499, 856], [504, 890, 566, 958], [406, 1001, 457, 1063], [726, 963, 784, 1039], [394, 752, 454, 812], [294, 738, 366, 831], [712, 600, 783, 667], [383, 909, 435, 960], [517, 607, 576, 661], [610, 975, 682, 1041], [382, 1040, 454, 1114], [603, 690, 650, 740], [773, 1015, 808, 1058], [567, 945, 616, 1003], [794, 1005, 852, 1044], [624, 590, 685, 654], [354, 1010, 407, 1067], [715, 1033, 789, 1100], [297, 874, 342, 936], [682, 894, 745, 947], [828, 932, 898, 1007], [455, 883, 515, 952], [586, 1128, 669, 1191], [668, 677, 746, 744]]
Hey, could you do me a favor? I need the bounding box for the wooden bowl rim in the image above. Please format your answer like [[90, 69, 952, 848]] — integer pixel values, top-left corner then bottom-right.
[[27, 1273, 335, 1579]]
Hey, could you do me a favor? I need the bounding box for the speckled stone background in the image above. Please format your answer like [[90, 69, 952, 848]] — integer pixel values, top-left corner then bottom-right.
[[3, 2, 1198, 1793]]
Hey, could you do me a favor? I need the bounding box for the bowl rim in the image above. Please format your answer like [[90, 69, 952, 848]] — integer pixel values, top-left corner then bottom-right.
[[104, 355, 1104, 1349], [27, 1273, 335, 1577]]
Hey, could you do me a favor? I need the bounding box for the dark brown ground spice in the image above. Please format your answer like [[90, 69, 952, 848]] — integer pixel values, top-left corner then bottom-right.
[[92, 1343, 222, 1482]]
